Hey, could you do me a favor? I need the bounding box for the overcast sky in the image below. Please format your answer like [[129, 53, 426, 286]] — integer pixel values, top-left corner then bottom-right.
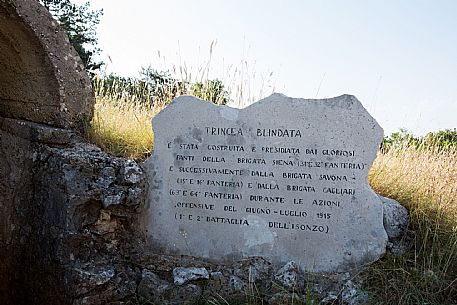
[[75, 0, 457, 135]]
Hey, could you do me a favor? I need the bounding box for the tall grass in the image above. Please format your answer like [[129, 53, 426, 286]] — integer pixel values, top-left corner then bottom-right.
[[86, 52, 275, 159], [367, 145, 457, 305], [85, 76, 160, 159], [85, 76, 233, 159]]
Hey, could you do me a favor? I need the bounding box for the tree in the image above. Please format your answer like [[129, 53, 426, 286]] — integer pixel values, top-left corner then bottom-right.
[[40, 0, 103, 73]]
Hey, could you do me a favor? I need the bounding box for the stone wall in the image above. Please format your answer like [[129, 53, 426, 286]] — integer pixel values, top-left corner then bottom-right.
[[0, 120, 35, 303], [0, 120, 148, 304]]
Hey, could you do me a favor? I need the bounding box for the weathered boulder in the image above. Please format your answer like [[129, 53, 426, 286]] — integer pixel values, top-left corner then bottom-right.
[[380, 195, 410, 254]]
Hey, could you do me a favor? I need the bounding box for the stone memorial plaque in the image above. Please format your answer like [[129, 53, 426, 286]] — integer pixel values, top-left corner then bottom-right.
[[146, 93, 388, 272]]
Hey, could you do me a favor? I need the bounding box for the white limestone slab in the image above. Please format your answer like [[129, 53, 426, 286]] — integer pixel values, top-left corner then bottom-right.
[[145, 93, 387, 272]]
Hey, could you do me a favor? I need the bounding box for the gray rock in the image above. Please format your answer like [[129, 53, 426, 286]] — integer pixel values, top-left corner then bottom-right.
[[380, 195, 409, 239], [229, 275, 245, 291], [96, 167, 116, 188], [122, 160, 144, 184], [173, 267, 209, 285], [274, 261, 304, 289], [102, 192, 125, 208], [169, 284, 202, 305], [210, 271, 224, 280], [380, 195, 409, 254], [137, 270, 170, 303], [86, 268, 114, 285], [1, 136, 147, 304], [341, 279, 368, 305], [127, 187, 144, 205], [72, 264, 115, 296]]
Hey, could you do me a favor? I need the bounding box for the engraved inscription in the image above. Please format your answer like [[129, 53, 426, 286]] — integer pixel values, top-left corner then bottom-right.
[[164, 125, 365, 234]]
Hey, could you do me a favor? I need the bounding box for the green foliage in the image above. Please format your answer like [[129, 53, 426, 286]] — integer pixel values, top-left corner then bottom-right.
[[40, 0, 103, 73], [93, 74, 151, 103], [93, 67, 231, 108], [93, 69, 186, 107], [381, 129, 420, 151], [424, 129, 457, 149], [139, 66, 187, 104], [190, 79, 230, 105], [382, 128, 457, 152]]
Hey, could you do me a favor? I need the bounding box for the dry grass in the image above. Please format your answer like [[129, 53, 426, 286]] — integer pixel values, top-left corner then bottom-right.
[[86, 97, 159, 160], [366, 146, 457, 305], [86, 52, 275, 160]]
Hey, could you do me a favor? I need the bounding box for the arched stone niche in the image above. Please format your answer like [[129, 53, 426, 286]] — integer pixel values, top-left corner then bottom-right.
[[0, 0, 93, 129]]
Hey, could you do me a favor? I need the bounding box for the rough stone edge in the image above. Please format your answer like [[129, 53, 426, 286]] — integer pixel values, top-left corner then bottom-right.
[[0, 117, 79, 145]]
